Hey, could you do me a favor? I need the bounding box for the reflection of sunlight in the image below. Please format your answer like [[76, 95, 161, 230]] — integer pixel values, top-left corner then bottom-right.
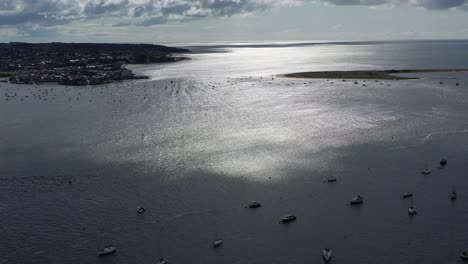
[[137, 45, 373, 80]]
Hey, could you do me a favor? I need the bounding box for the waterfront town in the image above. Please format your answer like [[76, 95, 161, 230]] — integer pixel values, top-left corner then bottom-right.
[[0, 42, 189, 85]]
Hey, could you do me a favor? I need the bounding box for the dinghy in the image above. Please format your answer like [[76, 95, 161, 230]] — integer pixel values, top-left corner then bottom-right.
[[98, 245, 116, 256], [401, 192, 413, 199], [460, 252, 468, 260], [327, 177, 337, 183], [137, 207, 145, 214], [440, 159, 447, 166], [213, 239, 224, 248], [451, 191, 457, 200], [408, 197, 417, 215], [350, 195, 363, 205], [247, 201, 261, 208], [157, 257, 168, 264], [281, 214, 297, 223], [322, 248, 333, 262], [421, 169, 431, 175], [408, 206, 417, 215]]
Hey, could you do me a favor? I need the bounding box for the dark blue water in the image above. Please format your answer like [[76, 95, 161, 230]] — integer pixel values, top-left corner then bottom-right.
[[1, 40, 468, 264]]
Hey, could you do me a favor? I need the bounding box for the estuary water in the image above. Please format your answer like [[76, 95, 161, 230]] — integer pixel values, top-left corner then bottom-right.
[[1, 40, 468, 264]]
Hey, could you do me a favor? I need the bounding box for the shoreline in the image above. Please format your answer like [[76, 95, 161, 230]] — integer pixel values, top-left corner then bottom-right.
[[280, 69, 468, 80]]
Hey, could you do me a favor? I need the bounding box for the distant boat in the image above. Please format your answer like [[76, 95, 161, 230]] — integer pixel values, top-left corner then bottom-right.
[[157, 257, 168, 264], [98, 245, 116, 256], [322, 248, 333, 262], [137, 207, 145, 214], [460, 252, 468, 260], [281, 214, 297, 223], [327, 177, 337, 183], [408, 197, 417, 215], [350, 195, 363, 205], [247, 201, 261, 208], [421, 169, 431, 175], [401, 192, 414, 199], [213, 239, 224, 248], [408, 206, 417, 215], [451, 191, 457, 200], [440, 159, 447, 166]]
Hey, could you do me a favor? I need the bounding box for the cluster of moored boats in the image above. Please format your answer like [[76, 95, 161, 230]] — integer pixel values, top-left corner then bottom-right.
[[98, 158, 465, 262]]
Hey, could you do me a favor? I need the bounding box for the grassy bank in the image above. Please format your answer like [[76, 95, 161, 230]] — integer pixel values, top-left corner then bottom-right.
[[0, 72, 16, 78]]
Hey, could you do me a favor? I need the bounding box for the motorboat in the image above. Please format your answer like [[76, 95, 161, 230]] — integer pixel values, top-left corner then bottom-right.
[[98, 245, 116, 256], [247, 201, 261, 208], [213, 239, 224, 248], [401, 192, 414, 199], [281, 214, 297, 223], [350, 195, 363, 205], [421, 169, 431, 175], [322, 248, 333, 262], [137, 207, 145, 214], [157, 257, 168, 264]]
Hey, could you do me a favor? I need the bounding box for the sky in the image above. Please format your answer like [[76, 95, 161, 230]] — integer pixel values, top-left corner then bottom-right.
[[1, 0, 468, 43]]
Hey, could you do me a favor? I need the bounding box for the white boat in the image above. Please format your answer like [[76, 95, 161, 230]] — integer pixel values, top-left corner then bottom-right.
[[281, 214, 297, 223], [247, 201, 261, 208], [98, 245, 116, 256], [350, 195, 363, 205], [322, 248, 333, 262], [401, 192, 413, 199], [408, 206, 417, 215], [137, 207, 145, 214], [213, 239, 224, 248], [157, 257, 168, 264], [421, 169, 431, 175]]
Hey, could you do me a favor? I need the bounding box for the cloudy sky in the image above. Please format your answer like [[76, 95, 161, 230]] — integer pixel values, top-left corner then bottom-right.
[[1, 0, 468, 43]]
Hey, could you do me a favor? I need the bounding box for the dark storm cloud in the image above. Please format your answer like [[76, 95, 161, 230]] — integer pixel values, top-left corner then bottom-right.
[[1, 0, 468, 28]]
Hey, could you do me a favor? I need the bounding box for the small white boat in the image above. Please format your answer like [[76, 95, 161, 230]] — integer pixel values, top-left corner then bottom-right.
[[213, 239, 224, 248], [281, 214, 297, 223], [98, 245, 116, 256], [322, 248, 333, 262], [157, 257, 168, 264], [247, 201, 261, 208], [401, 192, 413, 199], [421, 169, 431, 175], [137, 207, 145, 214], [460, 252, 468, 260], [408, 206, 417, 215], [350, 195, 363, 205]]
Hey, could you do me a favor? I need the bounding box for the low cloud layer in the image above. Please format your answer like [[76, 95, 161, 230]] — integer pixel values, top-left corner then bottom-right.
[[1, 0, 467, 28]]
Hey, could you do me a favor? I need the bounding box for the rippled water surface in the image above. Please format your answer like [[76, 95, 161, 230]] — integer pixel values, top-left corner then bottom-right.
[[2, 41, 468, 264]]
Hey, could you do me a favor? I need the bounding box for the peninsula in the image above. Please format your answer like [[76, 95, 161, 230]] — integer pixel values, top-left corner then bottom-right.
[[0, 42, 189, 85], [281, 69, 468, 80]]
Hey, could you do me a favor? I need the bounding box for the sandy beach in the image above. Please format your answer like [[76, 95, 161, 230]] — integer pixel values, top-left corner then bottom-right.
[[281, 69, 468, 80]]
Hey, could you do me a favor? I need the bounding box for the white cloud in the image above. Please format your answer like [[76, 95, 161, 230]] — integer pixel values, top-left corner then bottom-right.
[[1, 0, 468, 28]]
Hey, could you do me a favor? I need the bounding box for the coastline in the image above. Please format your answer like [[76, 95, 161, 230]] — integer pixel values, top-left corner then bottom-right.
[[280, 69, 468, 80]]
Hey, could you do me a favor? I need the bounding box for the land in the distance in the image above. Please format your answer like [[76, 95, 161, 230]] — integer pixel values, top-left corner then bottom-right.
[[0, 42, 189, 85], [282, 69, 468, 80]]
